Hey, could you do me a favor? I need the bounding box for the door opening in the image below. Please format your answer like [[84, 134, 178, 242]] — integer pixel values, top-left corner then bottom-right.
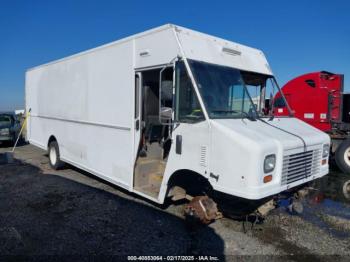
[[133, 67, 174, 198]]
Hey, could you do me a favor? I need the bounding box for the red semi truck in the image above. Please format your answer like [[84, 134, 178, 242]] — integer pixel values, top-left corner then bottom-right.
[[273, 71, 350, 173]]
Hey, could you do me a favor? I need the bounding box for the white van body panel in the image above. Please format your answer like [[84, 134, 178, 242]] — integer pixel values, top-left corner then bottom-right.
[[209, 118, 329, 199], [26, 40, 135, 190], [175, 26, 272, 75], [158, 121, 211, 201], [26, 24, 329, 204]]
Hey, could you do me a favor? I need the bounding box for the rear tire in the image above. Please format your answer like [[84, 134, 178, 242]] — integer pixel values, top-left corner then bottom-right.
[[335, 139, 350, 174], [48, 141, 64, 170]]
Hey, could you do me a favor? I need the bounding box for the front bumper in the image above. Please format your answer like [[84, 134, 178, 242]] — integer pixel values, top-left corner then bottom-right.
[[214, 165, 328, 200], [240, 165, 328, 200], [213, 145, 329, 201]]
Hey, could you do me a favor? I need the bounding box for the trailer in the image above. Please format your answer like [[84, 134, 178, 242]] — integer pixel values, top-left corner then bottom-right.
[[25, 24, 329, 222], [273, 72, 350, 174]]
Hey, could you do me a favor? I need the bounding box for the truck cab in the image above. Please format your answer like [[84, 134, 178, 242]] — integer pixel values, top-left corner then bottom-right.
[[153, 59, 330, 202], [273, 71, 344, 132]]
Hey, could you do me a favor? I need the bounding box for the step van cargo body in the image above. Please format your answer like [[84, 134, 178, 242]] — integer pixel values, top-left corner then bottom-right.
[[26, 24, 330, 209]]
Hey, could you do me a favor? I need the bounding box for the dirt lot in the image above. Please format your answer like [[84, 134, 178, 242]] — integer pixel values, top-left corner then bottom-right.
[[1, 143, 350, 260]]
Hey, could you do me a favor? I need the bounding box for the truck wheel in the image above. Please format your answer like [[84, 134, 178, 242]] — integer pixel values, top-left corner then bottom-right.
[[48, 141, 64, 170], [343, 180, 350, 200], [335, 139, 350, 174]]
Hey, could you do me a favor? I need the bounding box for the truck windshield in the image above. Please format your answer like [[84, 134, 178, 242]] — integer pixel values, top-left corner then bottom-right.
[[0, 115, 12, 124], [188, 60, 258, 119]]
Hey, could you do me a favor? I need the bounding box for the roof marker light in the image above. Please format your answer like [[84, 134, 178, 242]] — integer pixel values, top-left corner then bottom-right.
[[222, 47, 241, 56]]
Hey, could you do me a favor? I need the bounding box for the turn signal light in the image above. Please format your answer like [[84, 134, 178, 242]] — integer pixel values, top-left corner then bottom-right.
[[321, 159, 327, 165], [263, 175, 273, 183]]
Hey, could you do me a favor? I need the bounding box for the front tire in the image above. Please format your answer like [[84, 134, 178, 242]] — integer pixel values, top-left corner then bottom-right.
[[335, 139, 350, 174], [48, 141, 64, 170]]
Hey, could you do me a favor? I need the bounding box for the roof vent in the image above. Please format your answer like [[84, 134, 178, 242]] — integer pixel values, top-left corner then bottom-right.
[[222, 47, 241, 56]]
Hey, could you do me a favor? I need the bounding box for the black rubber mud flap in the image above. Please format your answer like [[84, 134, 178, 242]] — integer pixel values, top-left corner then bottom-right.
[[176, 135, 182, 155]]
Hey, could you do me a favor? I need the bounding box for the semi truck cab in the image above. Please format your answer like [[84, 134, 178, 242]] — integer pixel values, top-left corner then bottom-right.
[[272, 71, 350, 174], [273, 71, 344, 132]]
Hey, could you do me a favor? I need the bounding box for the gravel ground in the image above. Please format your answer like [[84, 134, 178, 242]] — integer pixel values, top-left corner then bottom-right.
[[0, 143, 350, 260]]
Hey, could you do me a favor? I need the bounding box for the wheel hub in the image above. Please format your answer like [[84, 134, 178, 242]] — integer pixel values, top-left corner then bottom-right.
[[343, 147, 350, 167], [49, 147, 57, 165], [343, 180, 350, 200]]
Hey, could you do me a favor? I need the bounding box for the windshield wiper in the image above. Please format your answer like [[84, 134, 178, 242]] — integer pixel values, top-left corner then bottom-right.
[[211, 110, 257, 121]]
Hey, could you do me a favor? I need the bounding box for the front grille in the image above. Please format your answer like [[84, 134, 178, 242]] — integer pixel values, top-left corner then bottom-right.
[[281, 149, 321, 185]]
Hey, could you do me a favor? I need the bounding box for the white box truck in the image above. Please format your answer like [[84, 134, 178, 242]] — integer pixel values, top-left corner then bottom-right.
[[26, 24, 330, 222]]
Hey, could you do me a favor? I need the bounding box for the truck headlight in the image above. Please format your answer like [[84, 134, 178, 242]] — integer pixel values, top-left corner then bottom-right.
[[0, 128, 10, 135], [264, 154, 276, 173], [322, 144, 330, 158]]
